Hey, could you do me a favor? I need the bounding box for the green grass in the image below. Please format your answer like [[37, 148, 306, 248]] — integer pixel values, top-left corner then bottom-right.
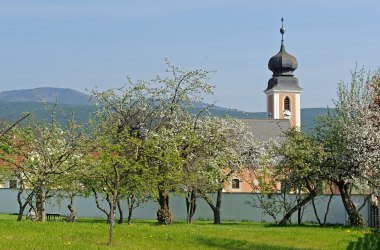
[[0, 214, 378, 250]]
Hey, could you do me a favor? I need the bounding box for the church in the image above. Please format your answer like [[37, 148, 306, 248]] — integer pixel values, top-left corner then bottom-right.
[[224, 19, 302, 193]]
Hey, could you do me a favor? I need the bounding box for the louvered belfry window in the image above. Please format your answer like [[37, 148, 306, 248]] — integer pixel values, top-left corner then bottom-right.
[[284, 96, 291, 111]]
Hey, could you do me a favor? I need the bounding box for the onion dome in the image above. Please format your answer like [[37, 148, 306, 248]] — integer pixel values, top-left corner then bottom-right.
[[268, 19, 298, 76], [265, 18, 302, 92], [268, 45, 298, 76]]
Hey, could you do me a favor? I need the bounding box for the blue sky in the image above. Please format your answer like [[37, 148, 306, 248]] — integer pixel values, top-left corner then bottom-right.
[[0, 1, 379, 112]]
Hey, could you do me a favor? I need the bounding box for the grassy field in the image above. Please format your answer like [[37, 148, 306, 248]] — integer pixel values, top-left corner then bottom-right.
[[0, 214, 378, 250]]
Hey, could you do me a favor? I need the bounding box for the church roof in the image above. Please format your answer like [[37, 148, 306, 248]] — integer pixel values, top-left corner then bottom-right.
[[241, 119, 290, 143], [266, 76, 302, 92]]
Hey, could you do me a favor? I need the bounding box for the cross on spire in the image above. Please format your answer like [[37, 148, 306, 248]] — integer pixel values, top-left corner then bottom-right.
[[280, 17, 285, 46]]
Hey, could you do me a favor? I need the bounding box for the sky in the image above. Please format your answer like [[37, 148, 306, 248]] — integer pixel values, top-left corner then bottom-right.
[[0, 0, 379, 112]]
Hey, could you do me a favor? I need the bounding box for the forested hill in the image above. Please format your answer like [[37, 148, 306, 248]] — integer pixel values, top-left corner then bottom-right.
[[0, 88, 328, 131], [0, 101, 96, 126], [0, 101, 328, 132], [0, 87, 93, 105]]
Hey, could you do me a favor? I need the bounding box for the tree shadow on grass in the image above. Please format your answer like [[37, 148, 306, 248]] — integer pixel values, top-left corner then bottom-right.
[[76, 218, 106, 224], [264, 223, 338, 228], [195, 236, 303, 250], [189, 221, 257, 227], [346, 231, 380, 250]]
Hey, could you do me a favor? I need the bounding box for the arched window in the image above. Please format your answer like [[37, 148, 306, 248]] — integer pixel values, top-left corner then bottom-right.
[[284, 96, 291, 111], [231, 178, 240, 189]]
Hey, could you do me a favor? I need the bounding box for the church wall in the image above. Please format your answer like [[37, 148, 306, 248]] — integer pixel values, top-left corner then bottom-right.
[[267, 94, 273, 118], [273, 93, 280, 118], [295, 93, 301, 127], [224, 171, 254, 193]]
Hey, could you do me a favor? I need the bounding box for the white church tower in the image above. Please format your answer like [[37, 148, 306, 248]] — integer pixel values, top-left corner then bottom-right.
[[264, 18, 302, 128]]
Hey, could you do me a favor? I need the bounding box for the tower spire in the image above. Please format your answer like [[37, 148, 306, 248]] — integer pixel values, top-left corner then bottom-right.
[[265, 18, 303, 127], [280, 17, 285, 46]]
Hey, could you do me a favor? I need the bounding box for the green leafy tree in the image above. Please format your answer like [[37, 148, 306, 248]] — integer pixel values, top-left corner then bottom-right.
[[315, 69, 380, 226], [0, 123, 35, 221], [83, 111, 152, 224], [195, 117, 262, 224], [2, 110, 85, 222], [275, 128, 324, 225], [367, 73, 380, 193], [245, 138, 292, 225], [90, 60, 214, 224]]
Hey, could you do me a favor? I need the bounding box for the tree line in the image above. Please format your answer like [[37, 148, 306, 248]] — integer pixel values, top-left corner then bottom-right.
[[0, 63, 379, 228], [0, 61, 266, 225]]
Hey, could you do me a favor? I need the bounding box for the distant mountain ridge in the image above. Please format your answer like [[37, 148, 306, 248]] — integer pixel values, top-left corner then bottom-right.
[[0, 87, 93, 105], [0, 87, 328, 131]]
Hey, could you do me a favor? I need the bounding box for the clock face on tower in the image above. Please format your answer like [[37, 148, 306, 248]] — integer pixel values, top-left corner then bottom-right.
[[283, 110, 291, 119]]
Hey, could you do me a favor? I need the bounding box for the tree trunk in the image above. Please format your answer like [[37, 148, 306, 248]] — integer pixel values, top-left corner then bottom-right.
[[65, 196, 77, 222], [322, 192, 334, 226], [16, 186, 24, 221], [297, 194, 302, 225], [203, 189, 222, 224], [117, 200, 123, 224], [311, 196, 322, 225], [107, 194, 117, 224], [17, 209, 25, 222], [68, 204, 75, 215], [157, 188, 173, 224], [127, 195, 135, 225], [17, 187, 35, 221], [36, 184, 46, 222], [213, 209, 221, 224], [158, 189, 169, 210], [69, 195, 74, 207], [28, 201, 37, 220], [312, 185, 335, 227], [337, 181, 364, 226], [127, 207, 133, 225], [338, 183, 356, 214], [279, 191, 316, 226], [214, 190, 222, 224], [92, 188, 111, 223], [108, 195, 115, 246], [186, 190, 197, 224]]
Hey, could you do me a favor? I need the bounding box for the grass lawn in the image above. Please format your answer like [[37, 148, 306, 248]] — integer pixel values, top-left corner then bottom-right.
[[0, 214, 379, 250]]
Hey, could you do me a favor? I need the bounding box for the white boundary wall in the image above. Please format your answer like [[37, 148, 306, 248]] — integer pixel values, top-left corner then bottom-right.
[[0, 190, 370, 225]]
